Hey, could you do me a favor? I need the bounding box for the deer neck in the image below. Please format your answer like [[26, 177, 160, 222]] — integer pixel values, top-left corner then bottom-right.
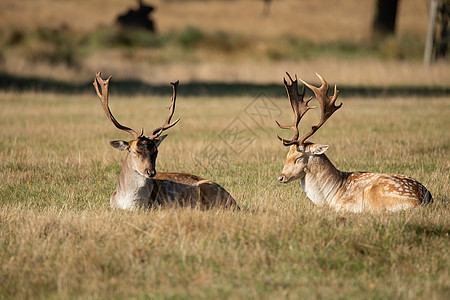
[[300, 154, 345, 207], [110, 153, 153, 209]]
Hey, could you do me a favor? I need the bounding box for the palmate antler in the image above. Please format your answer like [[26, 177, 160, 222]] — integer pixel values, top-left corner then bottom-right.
[[276, 72, 315, 146], [93, 72, 180, 140], [276, 72, 342, 147]]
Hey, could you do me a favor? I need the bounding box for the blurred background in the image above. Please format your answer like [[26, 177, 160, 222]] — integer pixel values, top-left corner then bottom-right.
[[0, 0, 448, 91]]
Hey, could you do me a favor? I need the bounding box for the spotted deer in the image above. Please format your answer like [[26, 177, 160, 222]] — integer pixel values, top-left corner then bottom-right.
[[276, 72, 433, 212], [93, 72, 238, 210]]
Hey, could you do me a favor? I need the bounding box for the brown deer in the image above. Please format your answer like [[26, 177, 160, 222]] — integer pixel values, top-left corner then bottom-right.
[[93, 72, 238, 210], [276, 72, 433, 212]]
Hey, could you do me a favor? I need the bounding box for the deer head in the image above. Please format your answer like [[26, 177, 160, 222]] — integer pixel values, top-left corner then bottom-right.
[[276, 73, 342, 183], [93, 72, 180, 178]]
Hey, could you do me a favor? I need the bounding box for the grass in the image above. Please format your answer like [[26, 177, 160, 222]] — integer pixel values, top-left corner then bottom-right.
[[1, 0, 448, 86], [0, 1, 447, 297], [0, 23, 429, 67], [0, 0, 428, 41], [0, 91, 449, 299]]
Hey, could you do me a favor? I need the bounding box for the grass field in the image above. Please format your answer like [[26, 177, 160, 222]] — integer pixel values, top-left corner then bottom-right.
[[0, 0, 449, 298], [0, 0, 427, 38], [2, 0, 449, 85], [0, 90, 449, 299]]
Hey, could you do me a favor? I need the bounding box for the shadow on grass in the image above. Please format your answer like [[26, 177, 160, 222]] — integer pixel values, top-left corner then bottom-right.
[[405, 223, 450, 238], [1, 72, 449, 98]]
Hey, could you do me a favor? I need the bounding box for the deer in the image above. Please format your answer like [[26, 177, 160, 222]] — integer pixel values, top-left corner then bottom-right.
[[93, 72, 238, 210], [276, 72, 433, 213]]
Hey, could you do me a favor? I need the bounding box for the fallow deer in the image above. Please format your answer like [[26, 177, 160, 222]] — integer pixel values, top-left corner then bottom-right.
[[276, 72, 433, 212], [93, 72, 238, 210]]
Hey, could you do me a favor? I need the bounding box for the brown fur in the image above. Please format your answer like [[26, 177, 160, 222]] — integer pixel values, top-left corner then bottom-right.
[[151, 172, 238, 209], [94, 73, 238, 210], [277, 74, 432, 212], [281, 145, 433, 212]]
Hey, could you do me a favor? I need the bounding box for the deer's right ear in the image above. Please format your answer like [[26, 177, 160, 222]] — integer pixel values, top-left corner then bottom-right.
[[309, 144, 329, 155], [109, 140, 130, 151]]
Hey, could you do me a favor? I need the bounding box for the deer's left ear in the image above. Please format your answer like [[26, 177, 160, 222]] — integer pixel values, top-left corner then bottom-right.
[[309, 144, 329, 155], [154, 134, 168, 147]]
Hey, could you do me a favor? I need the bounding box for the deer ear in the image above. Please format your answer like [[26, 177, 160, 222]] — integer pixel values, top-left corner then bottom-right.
[[309, 144, 329, 155], [154, 134, 168, 147], [109, 140, 130, 151]]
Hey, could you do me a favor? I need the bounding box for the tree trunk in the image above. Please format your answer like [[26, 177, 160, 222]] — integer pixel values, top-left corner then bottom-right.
[[372, 0, 400, 36]]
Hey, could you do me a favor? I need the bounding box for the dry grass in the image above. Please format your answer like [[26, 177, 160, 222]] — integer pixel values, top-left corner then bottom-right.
[[86, 57, 450, 86], [1, 0, 448, 86], [0, 91, 449, 299], [0, 1, 449, 297], [0, 0, 427, 39], [4, 54, 450, 87]]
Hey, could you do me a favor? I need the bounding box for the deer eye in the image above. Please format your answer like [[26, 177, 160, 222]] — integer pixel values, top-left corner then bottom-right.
[[295, 156, 303, 164]]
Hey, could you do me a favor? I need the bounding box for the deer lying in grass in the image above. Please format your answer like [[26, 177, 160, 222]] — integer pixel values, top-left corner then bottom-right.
[[93, 72, 238, 210], [276, 73, 433, 212]]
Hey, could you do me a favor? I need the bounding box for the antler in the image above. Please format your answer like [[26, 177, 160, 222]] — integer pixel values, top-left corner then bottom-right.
[[276, 72, 342, 147], [93, 72, 141, 139], [148, 81, 181, 139], [275, 72, 315, 146], [298, 73, 342, 145]]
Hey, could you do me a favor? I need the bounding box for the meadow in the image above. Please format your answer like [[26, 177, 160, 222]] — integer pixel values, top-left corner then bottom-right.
[[0, 89, 449, 299], [2, 0, 449, 85], [0, 0, 449, 298]]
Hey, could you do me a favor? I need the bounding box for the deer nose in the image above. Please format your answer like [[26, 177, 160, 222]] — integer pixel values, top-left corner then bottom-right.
[[146, 169, 156, 177], [278, 175, 285, 183]]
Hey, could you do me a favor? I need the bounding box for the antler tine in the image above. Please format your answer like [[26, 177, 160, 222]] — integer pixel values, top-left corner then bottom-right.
[[298, 73, 342, 145], [93, 72, 140, 139], [276, 72, 315, 146], [149, 81, 181, 139]]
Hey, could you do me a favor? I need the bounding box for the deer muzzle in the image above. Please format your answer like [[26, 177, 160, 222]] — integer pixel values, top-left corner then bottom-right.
[[278, 174, 288, 183], [145, 168, 156, 178]]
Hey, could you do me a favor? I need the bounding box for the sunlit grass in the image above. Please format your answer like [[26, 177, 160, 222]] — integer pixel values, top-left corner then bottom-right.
[[0, 92, 449, 299]]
